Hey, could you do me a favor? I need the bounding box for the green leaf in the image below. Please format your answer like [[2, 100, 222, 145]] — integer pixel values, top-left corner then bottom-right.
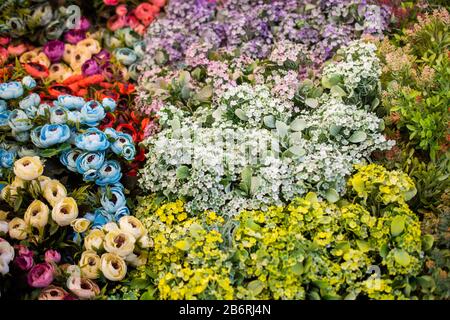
[[416, 275, 435, 289], [403, 187, 417, 201], [348, 131, 367, 143], [247, 280, 264, 295], [176, 166, 190, 180], [329, 124, 341, 136], [291, 263, 304, 275], [356, 240, 371, 253], [263, 115, 275, 128], [130, 278, 151, 290], [140, 288, 156, 300], [250, 176, 261, 195], [421, 234, 434, 251], [325, 188, 339, 203], [393, 249, 411, 266], [239, 166, 253, 195], [276, 120, 289, 137], [288, 145, 306, 157], [379, 243, 389, 258], [305, 192, 318, 203], [330, 85, 347, 97], [390, 216, 406, 237], [235, 109, 248, 121], [290, 118, 307, 132], [195, 85, 213, 102], [305, 98, 319, 108]]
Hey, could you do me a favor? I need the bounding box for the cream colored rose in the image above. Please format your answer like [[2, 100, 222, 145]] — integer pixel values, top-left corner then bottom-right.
[[84, 229, 104, 252], [71, 218, 91, 233], [103, 230, 135, 257], [137, 234, 153, 249], [51, 197, 78, 226], [67, 275, 100, 300], [125, 252, 148, 268], [118, 216, 146, 239], [102, 222, 119, 233], [0, 240, 14, 264], [37, 176, 51, 190], [100, 253, 127, 281], [43, 180, 67, 207], [8, 217, 28, 240], [13, 156, 44, 181], [24, 200, 49, 229], [0, 259, 10, 275], [76, 39, 101, 55], [0, 221, 8, 234], [79, 250, 101, 279]]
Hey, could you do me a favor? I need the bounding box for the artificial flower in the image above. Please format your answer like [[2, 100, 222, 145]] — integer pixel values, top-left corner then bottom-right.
[[100, 252, 127, 281], [24, 200, 50, 229], [51, 197, 78, 227], [43, 180, 67, 207]]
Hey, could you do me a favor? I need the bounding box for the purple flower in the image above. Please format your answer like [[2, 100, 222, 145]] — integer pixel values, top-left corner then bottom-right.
[[27, 262, 54, 288], [94, 49, 111, 62], [64, 30, 86, 44], [43, 40, 65, 63], [81, 59, 101, 76], [44, 249, 61, 264], [74, 16, 91, 32], [13, 245, 34, 271]]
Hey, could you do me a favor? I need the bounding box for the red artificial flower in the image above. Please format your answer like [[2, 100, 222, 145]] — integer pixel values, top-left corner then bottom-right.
[[100, 112, 117, 130], [77, 74, 105, 87], [24, 62, 49, 78], [63, 74, 84, 85], [95, 89, 120, 101], [116, 82, 135, 95], [76, 88, 88, 97], [116, 123, 138, 142], [47, 84, 74, 98]]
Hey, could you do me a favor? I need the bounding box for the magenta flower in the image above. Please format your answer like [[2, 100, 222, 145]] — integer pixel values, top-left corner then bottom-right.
[[43, 40, 65, 63], [27, 262, 55, 288], [13, 245, 34, 271], [44, 249, 61, 264], [64, 30, 86, 44], [81, 59, 101, 76], [74, 16, 91, 32], [94, 49, 111, 62]]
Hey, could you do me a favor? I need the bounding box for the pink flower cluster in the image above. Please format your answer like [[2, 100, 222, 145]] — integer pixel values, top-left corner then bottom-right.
[[106, 1, 166, 35]]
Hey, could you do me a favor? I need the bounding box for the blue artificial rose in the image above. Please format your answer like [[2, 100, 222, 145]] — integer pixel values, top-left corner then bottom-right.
[[50, 106, 69, 124], [83, 169, 98, 182], [85, 208, 113, 229], [8, 109, 32, 132], [0, 100, 7, 112], [67, 111, 82, 124], [114, 48, 137, 66], [36, 103, 51, 117], [111, 132, 133, 154], [60, 149, 83, 172], [19, 93, 41, 111], [96, 160, 122, 186], [104, 127, 118, 140], [80, 100, 106, 127], [114, 206, 130, 220], [100, 182, 124, 194], [31, 124, 71, 148], [0, 111, 11, 129], [12, 130, 30, 142], [22, 76, 37, 90], [76, 151, 105, 173], [75, 128, 110, 152], [102, 97, 116, 113], [121, 144, 136, 161], [0, 82, 24, 100], [100, 186, 126, 213], [56, 95, 85, 110], [0, 149, 16, 168]]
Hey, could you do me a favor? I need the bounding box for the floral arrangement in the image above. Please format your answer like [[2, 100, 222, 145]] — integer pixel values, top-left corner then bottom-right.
[[0, 0, 449, 301]]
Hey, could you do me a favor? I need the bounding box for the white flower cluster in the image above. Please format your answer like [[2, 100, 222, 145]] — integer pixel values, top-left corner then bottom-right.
[[139, 40, 393, 215], [213, 84, 292, 128], [322, 40, 381, 101]]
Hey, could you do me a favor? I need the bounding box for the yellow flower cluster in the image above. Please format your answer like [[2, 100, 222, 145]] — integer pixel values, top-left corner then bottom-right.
[[138, 200, 233, 300], [348, 164, 417, 205]]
